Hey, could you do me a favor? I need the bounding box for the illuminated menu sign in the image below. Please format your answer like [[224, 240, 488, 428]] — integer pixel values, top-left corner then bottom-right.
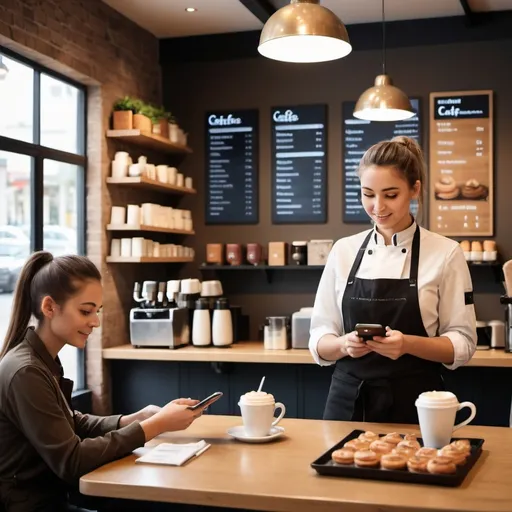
[[429, 91, 493, 236], [271, 104, 327, 224], [205, 110, 258, 224], [342, 99, 421, 223]]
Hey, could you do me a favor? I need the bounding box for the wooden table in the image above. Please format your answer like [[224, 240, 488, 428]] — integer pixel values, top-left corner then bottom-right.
[[102, 342, 512, 367], [80, 415, 512, 512]]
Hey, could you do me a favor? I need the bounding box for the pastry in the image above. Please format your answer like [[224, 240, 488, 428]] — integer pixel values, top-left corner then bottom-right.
[[382, 432, 402, 446], [393, 445, 417, 459], [407, 455, 430, 473], [450, 439, 471, 454], [380, 453, 407, 470], [416, 447, 438, 459], [459, 240, 471, 252], [344, 439, 370, 452], [403, 433, 418, 442], [461, 179, 487, 200], [358, 431, 379, 443], [427, 456, 457, 475], [471, 241, 483, 252], [370, 439, 394, 455], [332, 448, 355, 465], [354, 450, 380, 468], [439, 446, 468, 465], [434, 176, 460, 200], [397, 439, 421, 452], [483, 240, 496, 252]]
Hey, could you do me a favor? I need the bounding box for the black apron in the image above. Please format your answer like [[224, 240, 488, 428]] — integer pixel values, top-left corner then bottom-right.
[[324, 226, 443, 424]]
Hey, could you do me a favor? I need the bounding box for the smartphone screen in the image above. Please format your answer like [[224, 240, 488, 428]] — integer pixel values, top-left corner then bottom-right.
[[355, 323, 386, 340], [187, 391, 223, 410]]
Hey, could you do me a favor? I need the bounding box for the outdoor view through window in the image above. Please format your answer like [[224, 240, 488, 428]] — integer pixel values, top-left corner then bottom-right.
[[0, 51, 85, 389]]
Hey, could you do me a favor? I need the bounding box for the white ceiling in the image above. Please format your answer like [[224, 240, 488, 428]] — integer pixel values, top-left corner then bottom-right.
[[101, 0, 512, 38]]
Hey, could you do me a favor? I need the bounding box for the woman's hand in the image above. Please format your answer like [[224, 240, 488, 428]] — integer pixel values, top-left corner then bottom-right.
[[119, 404, 161, 427], [367, 326, 407, 360], [342, 331, 372, 359]]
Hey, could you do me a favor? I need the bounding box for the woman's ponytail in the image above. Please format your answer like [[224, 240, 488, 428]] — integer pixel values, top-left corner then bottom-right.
[[1, 251, 53, 358]]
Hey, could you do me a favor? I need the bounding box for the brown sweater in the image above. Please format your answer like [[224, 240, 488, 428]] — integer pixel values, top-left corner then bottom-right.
[[0, 328, 145, 491]]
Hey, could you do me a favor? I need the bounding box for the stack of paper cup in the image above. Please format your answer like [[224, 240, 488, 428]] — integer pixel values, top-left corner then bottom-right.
[[111, 152, 130, 178]]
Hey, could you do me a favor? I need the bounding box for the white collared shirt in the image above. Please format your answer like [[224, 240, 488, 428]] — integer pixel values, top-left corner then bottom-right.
[[309, 222, 477, 370]]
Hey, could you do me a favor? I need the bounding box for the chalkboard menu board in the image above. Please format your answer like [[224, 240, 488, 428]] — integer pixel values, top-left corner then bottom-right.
[[271, 104, 327, 224], [342, 99, 421, 223], [429, 91, 493, 236], [205, 110, 258, 224]]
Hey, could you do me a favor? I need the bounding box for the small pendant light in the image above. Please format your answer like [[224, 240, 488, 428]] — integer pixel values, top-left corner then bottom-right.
[[353, 0, 414, 121], [258, 0, 352, 64]]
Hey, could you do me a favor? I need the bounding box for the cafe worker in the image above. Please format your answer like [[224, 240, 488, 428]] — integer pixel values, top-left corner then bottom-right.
[[309, 136, 477, 423]]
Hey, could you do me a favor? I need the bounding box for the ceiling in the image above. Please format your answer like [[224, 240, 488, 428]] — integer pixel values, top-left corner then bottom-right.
[[101, 0, 512, 39]]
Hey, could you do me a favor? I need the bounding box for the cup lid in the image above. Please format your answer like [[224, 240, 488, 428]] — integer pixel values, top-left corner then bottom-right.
[[415, 391, 458, 407]]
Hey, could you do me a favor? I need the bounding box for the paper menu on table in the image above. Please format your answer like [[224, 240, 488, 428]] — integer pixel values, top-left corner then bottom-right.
[[135, 440, 210, 466]]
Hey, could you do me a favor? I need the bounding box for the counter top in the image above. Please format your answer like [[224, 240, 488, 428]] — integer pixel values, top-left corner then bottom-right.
[[80, 415, 512, 512], [102, 342, 512, 367]]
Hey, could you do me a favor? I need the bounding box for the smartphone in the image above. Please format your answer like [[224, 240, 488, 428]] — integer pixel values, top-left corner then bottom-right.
[[187, 391, 223, 411], [355, 323, 386, 341]]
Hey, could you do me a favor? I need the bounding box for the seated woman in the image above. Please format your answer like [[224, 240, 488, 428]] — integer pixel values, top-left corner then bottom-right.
[[0, 251, 204, 511]]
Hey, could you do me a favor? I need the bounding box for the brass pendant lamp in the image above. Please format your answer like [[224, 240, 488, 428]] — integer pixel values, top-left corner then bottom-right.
[[353, 0, 414, 121], [258, 0, 352, 64]]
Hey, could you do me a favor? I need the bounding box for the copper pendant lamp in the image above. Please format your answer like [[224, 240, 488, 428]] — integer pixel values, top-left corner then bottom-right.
[[353, 0, 414, 121], [258, 0, 352, 64]]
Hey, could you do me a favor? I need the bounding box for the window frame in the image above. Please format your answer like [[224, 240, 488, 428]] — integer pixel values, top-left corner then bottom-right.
[[0, 45, 88, 390]]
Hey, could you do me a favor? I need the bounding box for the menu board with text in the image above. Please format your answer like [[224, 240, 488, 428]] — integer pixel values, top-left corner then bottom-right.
[[342, 99, 421, 223], [429, 91, 493, 236], [205, 110, 258, 224], [271, 104, 327, 224]]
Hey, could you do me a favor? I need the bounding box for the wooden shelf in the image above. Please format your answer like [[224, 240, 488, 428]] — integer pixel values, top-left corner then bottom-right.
[[106, 256, 194, 263], [106, 129, 192, 154], [107, 224, 194, 235], [106, 176, 196, 195], [199, 264, 325, 270], [102, 342, 512, 367]]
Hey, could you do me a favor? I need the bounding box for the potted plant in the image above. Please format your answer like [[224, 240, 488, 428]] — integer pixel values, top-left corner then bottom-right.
[[149, 106, 170, 138], [132, 100, 152, 133], [112, 96, 137, 130]]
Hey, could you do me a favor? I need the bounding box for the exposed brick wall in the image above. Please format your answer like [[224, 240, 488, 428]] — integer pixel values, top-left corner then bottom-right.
[[0, 0, 162, 414]]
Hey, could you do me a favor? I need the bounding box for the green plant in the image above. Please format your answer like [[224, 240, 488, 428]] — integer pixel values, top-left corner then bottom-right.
[[112, 96, 138, 113]]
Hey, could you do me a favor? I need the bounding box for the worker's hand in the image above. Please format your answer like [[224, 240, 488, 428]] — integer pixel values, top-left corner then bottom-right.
[[342, 331, 372, 359], [367, 326, 406, 360]]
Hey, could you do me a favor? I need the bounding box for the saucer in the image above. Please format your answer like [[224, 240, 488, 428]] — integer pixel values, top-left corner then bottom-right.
[[226, 425, 285, 443]]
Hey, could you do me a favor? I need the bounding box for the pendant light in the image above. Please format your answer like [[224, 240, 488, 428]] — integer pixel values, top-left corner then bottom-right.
[[353, 0, 414, 121], [258, 0, 352, 64], [0, 56, 8, 80]]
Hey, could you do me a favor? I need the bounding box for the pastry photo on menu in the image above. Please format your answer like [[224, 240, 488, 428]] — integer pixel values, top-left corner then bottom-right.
[[434, 177, 488, 201]]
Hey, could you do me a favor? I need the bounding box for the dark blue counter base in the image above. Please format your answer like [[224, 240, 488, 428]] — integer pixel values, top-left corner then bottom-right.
[[111, 361, 511, 427]]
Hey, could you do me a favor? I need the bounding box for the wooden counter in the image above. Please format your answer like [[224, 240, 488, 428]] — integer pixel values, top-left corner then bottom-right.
[[80, 415, 512, 512], [102, 342, 512, 367]]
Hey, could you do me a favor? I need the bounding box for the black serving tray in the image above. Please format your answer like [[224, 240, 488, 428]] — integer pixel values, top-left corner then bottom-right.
[[311, 429, 484, 487]]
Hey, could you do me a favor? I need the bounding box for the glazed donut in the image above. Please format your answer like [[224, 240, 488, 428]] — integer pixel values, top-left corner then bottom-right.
[[393, 445, 417, 459], [416, 447, 438, 459], [380, 453, 407, 470], [358, 431, 379, 443], [407, 455, 430, 473], [436, 187, 461, 200], [382, 432, 402, 446], [354, 450, 380, 468], [427, 456, 457, 475], [450, 439, 471, 454], [332, 448, 355, 465], [370, 440, 394, 455], [344, 439, 370, 452], [434, 176, 457, 194], [397, 439, 421, 451], [438, 446, 468, 466]]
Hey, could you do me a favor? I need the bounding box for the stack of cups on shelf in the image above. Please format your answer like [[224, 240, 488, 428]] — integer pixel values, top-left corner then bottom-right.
[[459, 240, 497, 262], [110, 152, 193, 190], [109, 204, 193, 232], [110, 238, 195, 259]]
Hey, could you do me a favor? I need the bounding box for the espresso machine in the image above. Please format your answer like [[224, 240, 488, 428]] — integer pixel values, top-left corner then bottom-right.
[[130, 280, 189, 349]]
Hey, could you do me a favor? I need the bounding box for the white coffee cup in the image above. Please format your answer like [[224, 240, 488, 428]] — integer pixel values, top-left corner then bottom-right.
[[110, 206, 126, 225], [126, 204, 141, 226], [238, 391, 286, 437], [415, 391, 477, 448]]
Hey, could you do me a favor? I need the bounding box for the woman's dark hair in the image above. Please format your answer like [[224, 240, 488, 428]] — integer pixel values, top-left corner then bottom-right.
[[357, 135, 427, 222], [1, 251, 101, 358]]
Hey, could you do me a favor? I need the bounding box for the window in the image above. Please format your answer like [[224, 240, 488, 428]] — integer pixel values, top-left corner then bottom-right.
[[0, 48, 86, 390]]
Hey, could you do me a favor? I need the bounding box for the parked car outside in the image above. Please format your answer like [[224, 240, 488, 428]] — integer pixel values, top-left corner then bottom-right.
[[0, 245, 25, 293]]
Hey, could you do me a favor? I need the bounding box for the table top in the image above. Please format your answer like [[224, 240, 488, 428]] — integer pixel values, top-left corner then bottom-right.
[[80, 415, 512, 512], [102, 342, 512, 367]]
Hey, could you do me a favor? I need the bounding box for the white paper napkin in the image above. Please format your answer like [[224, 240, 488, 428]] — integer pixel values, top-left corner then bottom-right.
[[135, 440, 210, 466]]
